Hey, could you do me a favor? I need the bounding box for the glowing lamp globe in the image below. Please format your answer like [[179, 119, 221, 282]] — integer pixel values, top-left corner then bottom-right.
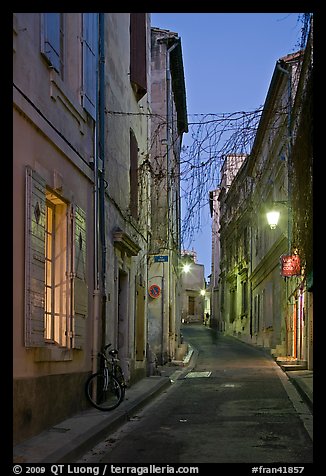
[[183, 263, 191, 273], [266, 210, 280, 229]]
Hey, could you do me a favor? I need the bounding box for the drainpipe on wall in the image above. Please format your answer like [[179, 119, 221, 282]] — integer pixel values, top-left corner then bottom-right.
[[249, 224, 253, 338], [98, 12, 107, 351], [277, 60, 292, 254], [92, 16, 102, 377], [277, 60, 292, 357], [166, 39, 179, 242], [93, 117, 100, 376], [161, 262, 165, 364], [166, 39, 179, 361], [93, 13, 106, 376]]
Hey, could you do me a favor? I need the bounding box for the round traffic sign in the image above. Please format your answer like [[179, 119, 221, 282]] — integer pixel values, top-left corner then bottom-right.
[[148, 284, 161, 298]]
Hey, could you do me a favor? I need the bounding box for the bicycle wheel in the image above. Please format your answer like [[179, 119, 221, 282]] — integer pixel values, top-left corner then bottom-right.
[[114, 365, 126, 400], [85, 372, 123, 410]]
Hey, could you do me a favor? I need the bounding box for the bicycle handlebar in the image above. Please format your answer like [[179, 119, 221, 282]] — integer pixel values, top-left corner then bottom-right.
[[101, 343, 119, 357]]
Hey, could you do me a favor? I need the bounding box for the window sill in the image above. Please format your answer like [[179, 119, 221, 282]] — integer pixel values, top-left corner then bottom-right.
[[34, 346, 73, 362]]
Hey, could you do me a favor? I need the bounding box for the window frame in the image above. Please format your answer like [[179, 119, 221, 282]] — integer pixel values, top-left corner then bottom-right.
[[44, 199, 56, 342], [25, 166, 88, 354], [44, 191, 69, 347]]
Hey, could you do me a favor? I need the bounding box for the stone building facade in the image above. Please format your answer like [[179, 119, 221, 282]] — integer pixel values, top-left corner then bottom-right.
[[147, 27, 188, 365], [13, 13, 188, 445], [211, 27, 313, 370]]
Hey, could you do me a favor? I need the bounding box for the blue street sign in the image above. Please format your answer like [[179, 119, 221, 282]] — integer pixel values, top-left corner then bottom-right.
[[154, 255, 168, 262]]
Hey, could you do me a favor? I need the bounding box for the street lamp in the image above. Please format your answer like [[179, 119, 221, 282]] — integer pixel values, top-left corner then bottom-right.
[[266, 200, 289, 230], [266, 210, 280, 229], [182, 263, 191, 274]]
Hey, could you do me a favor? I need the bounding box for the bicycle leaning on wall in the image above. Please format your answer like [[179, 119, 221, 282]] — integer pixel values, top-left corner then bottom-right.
[[85, 343, 126, 411]]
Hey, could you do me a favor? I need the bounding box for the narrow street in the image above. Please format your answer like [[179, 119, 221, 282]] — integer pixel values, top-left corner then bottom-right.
[[77, 325, 313, 464]]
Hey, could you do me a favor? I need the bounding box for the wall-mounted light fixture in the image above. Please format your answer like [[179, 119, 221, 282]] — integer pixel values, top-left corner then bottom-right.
[[266, 200, 289, 230], [266, 210, 280, 229], [182, 263, 191, 274]]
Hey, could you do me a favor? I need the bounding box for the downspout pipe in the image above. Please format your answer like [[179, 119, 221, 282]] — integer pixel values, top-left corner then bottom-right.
[[166, 39, 179, 362], [277, 60, 292, 357], [166, 40, 179, 232], [92, 19, 100, 376], [93, 13, 106, 377], [277, 60, 292, 254], [99, 12, 107, 351], [93, 120, 100, 376], [277, 61, 292, 143]]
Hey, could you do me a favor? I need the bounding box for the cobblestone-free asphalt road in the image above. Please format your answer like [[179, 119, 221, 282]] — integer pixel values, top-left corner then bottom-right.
[[77, 325, 313, 464]]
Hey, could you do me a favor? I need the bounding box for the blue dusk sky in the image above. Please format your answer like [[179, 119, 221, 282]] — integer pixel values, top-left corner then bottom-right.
[[150, 12, 305, 279]]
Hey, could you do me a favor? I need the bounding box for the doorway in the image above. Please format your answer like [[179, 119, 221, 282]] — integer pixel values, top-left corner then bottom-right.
[[118, 270, 129, 366]]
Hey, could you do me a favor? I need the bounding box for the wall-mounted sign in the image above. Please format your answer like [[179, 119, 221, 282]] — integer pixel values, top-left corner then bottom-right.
[[148, 284, 161, 299], [154, 255, 168, 263], [280, 254, 301, 277]]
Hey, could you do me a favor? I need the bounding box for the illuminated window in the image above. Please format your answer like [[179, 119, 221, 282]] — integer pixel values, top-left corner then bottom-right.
[[45, 201, 55, 341], [25, 166, 88, 352], [44, 192, 68, 346]]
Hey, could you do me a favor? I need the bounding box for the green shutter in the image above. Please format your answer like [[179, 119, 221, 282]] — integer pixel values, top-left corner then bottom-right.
[[25, 166, 46, 347], [72, 204, 88, 349]]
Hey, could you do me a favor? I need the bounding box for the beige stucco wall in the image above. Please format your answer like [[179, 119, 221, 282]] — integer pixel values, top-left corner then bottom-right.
[[13, 13, 96, 377], [13, 108, 95, 373], [147, 28, 185, 365], [100, 14, 151, 381], [13, 13, 96, 443]]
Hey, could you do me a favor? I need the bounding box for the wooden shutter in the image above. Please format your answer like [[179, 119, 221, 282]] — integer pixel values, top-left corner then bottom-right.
[[130, 13, 147, 101], [130, 130, 139, 219], [43, 13, 61, 72], [25, 166, 46, 347], [82, 13, 98, 119], [72, 204, 88, 349], [263, 283, 273, 329], [135, 284, 145, 360]]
